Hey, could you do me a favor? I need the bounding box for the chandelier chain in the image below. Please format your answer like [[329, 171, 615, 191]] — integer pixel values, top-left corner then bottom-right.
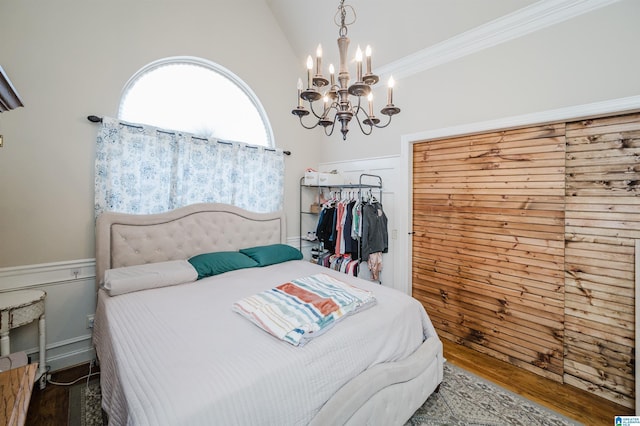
[[335, 0, 356, 37]]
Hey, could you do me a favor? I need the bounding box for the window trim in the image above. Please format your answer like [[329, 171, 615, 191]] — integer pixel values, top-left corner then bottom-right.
[[118, 56, 275, 148]]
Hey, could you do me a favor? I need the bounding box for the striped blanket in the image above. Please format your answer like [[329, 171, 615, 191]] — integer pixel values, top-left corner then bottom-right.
[[232, 273, 376, 346]]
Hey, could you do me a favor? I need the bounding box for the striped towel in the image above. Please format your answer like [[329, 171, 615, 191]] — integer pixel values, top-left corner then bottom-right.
[[232, 273, 376, 346]]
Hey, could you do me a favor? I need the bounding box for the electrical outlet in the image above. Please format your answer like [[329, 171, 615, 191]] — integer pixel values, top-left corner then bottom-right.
[[86, 314, 95, 329]]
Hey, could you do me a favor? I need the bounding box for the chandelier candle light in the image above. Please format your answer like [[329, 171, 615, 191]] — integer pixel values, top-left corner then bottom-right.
[[291, 0, 400, 140]]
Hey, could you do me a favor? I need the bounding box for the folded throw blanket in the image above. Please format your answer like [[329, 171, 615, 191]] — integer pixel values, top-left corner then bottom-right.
[[232, 273, 376, 346]]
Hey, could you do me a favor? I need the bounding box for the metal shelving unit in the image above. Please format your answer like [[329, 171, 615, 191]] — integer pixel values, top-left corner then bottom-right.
[[299, 173, 382, 253]]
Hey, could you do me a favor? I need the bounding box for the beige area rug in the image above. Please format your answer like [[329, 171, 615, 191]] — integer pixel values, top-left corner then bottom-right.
[[68, 378, 106, 426], [405, 363, 583, 426], [69, 364, 582, 426]]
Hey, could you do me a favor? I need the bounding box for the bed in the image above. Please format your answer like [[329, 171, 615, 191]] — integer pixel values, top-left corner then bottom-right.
[[93, 203, 443, 425]]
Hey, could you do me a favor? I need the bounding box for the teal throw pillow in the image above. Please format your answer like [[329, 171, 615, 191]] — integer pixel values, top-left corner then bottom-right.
[[188, 251, 259, 280], [239, 244, 303, 267]]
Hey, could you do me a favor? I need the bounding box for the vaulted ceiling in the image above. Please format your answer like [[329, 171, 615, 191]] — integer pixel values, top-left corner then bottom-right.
[[266, 0, 538, 71]]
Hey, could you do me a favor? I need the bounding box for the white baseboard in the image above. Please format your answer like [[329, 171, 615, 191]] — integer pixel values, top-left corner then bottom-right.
[[22, 334, 95, 372]]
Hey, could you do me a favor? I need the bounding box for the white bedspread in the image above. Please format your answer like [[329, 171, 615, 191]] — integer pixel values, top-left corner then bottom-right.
[[93, 260, 439, 426]]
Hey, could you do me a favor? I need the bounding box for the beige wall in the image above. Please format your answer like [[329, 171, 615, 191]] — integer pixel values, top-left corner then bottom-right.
[[1, 0, 639, 269], [317, 0, 640, 162], [0, 0, 320, 268]]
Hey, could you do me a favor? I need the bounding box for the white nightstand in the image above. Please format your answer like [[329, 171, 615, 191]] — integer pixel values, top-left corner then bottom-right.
[[0, 290, 47, 389]]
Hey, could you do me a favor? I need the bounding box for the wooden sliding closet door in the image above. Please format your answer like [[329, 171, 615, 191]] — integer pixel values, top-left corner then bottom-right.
[[412, 124, 567, 382], [412, 112, 640, 408], [563, 113, 640, 408]]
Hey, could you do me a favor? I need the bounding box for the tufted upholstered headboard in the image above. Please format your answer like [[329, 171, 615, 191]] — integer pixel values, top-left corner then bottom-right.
[[95, 203, 286, 288]]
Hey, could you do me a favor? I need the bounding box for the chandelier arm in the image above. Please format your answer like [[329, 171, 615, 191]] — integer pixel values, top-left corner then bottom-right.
[[352, 100, 375, 135], [308, 101, 328, 120], [372, 114, 394, 129], [297, 116, 321, 130], [353, 102, 369, 121], [323, 117, 337, 137], [353, 112, 374, 136]]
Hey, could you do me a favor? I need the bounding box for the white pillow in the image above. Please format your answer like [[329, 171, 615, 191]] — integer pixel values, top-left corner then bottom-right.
[[103, 260, 198, 296]]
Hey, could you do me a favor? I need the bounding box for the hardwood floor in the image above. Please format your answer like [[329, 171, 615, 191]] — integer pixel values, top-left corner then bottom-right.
[[26, 362, 97, 426], [25, 342, 634, 425], [442, 338, 634, 425]]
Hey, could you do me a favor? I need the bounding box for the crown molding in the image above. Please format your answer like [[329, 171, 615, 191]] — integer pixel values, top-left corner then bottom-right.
[[377, 0, 622, 80]]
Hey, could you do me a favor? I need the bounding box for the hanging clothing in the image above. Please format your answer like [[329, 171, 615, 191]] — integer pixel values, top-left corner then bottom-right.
[[343, 200, 359, 258], [351, 201, 362, 240], [367, 252, 383, 282], [361, 201, 388, 261], [316, 205, 336, 253], [334, 201, 346, 255], [313, 188, 385, 282]]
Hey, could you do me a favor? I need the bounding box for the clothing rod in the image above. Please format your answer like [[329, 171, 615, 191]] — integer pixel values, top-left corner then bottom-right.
[[87, 115, 291, 156]]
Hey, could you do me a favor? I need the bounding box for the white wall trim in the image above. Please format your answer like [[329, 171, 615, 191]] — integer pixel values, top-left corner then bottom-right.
[[399, 95, 640, 299], [316, 154, 401, 167], [22, 333, 92, 356], [48, 333, 93, 351], [22, 335, 95, 372], [286, 236, 299, 246], [404, 95, 640, 143], [0, 258, 96, 292], [44, 346, 96, 372], [378, 0, 622, 80]]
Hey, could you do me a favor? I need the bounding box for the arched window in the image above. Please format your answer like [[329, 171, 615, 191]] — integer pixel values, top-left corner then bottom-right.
[[94, 56, 284, 216], [118, 56, 274, 147]]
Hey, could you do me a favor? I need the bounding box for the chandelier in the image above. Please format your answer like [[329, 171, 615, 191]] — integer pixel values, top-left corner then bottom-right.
[[291, 0, 400, 140]]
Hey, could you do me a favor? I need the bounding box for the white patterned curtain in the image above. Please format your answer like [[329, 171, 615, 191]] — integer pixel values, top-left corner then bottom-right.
[[95, 117, 285, 216]]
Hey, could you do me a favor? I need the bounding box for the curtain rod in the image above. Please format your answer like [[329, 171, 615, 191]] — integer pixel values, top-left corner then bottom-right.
[[87, 115, 291, 156]]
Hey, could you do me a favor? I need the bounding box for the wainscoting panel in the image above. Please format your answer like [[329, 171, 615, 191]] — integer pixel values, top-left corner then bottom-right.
[[0, 259, 97, 372]]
